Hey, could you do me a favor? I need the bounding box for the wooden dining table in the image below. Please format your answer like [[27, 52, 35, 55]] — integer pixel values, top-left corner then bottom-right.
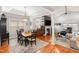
[[21, 32, 36, 47], [22, 32, 32, 37]]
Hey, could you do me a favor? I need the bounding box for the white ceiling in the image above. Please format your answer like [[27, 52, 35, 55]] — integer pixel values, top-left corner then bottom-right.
[[55, 12, 79, 24], [2, 6, 79, 15], [2, 6, 79, 24], [2, 6, 53, 17]]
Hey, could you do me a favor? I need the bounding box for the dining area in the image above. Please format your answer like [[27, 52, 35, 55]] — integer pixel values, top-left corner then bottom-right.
[[16, 29, 36, 47], [0, 6, 53, 53]]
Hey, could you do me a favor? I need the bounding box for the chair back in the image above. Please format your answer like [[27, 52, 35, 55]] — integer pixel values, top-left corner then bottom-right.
[[20, 29, 24, 32], [31, 31, 36, 39], [16, 30, 22, 39], [16, 30, 19, 38]]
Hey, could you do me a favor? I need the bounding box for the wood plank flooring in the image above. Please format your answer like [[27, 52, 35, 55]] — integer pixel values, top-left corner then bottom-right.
[[36, 43, 79, 53], [0, 34, 79, 53], [0, 40, 9, 53], [37, 35, 51, 43], [36, 33, 79, 53]]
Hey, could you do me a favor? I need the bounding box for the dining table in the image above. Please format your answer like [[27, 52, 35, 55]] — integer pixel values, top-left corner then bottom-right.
[[20, 32, 32, 46], [21, 31, 36, 47], [22, 32, 32, 37]]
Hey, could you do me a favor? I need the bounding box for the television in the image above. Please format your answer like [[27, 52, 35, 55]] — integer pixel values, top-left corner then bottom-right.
[[45, 20, 51, 26], [43, 16, 51, 26]]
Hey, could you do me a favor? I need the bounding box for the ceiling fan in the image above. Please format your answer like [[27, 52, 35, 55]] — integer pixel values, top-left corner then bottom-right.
[[65, 6, 68, 15]]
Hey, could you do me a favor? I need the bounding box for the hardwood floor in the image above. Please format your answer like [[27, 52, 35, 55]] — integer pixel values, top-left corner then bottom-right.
[[36, 43, 79, 53], [37, 35, 51, 42], [36, 43, 55, 53], [0, 34, 79, 53], [36, 30, 52, 43], [0, 40, 9, 53], [36, 32, 79, 53]]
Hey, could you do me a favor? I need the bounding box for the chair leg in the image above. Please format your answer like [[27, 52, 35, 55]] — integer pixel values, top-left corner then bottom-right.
[[25, 41, 28, 46], [25, 41, 27, 46], [30, 41, 32, 47], [17, 39, 19, 43], [8, 38, 9, 45], [25, 40, 29, 46], [35, 40, 36, 45], [20, 41, 21, 45], [20, 40, 23, 45]]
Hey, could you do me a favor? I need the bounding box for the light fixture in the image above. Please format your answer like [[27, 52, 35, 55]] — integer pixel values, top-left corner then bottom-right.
[[65, 6, 67, 15], [23, 6, 27, 21]]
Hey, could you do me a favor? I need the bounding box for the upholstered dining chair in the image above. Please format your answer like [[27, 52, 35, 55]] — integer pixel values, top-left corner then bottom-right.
[[28, 31, 36, 47], [16, 30, 20, 43], [16, 30, 29, 46]]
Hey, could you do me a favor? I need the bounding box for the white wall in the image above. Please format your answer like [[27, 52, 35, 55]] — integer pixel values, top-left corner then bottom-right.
[[6, 13, 25, 39]]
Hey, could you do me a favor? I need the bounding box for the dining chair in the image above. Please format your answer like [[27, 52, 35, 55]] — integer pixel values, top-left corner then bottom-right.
[[16, 30, 29, 46], [28, 32, 36, 47], [16, 30, 20, 42], [19, 34, 29, 46]]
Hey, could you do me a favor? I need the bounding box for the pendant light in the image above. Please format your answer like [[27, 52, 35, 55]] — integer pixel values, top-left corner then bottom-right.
[[23, 6, 27, 21]]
